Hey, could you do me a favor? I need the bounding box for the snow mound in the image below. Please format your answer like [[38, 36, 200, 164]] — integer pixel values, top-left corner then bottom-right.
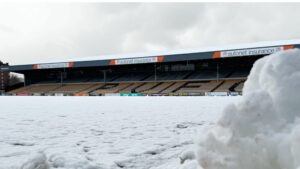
[[179, 150, 196, 164], [20, 152, 49, 169], [19, 153, 103, 169], [197, 49, 300, 169]]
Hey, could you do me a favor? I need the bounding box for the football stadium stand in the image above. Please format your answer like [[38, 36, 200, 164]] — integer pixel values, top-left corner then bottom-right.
[[177, 81, 223, 94], [160, 82, 186, 94], [118, 82, 145, 93], [0, 61, 9, 93], [214, 79, 243, 92], [3, 40, 300, 96]]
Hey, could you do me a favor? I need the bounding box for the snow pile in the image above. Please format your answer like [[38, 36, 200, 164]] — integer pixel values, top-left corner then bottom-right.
[[20, 153, 49, 169], [179, 150, 196, 164], [197, 49, 300, 169]]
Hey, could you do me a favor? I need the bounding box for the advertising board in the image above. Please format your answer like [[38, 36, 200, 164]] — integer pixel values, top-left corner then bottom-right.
[[220, 46, 283, 58], [205, 92, 228, 96], [120, 93, 141, 96]]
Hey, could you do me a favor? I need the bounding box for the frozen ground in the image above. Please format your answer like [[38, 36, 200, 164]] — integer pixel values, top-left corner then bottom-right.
[[0, 96, 239, 169]]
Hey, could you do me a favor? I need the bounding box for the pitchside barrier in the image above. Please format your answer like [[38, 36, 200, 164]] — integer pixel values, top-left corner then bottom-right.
[[151, 93, 168, 96], [205, 92, 228, 96], [104, 93, 142, 96], [229, 92, 240, 96], [204, 92, 242, 96], [120, 93, 142, 96], [2, 92, 242, 96]]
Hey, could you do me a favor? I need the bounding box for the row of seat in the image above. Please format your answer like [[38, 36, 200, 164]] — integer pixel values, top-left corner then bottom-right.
[[8, 79, 245, 95], [177, 81, 223, 93], [235, 81, 244, 92], [214, 80, 242, 92], [35, 68, 251, 84]]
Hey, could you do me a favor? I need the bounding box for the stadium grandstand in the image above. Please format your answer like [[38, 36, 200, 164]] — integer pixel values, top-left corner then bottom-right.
[[0, 61, 9, 95], [2, 40, 300, 96]]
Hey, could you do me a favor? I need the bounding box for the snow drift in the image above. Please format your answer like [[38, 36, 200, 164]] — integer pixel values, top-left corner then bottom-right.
[[197, 49, 300, 169]]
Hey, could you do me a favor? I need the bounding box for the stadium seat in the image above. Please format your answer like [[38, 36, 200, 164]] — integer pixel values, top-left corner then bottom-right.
[[143, 82, 174, 94], [118, 82, 145, 93], [234, 81, 245, 92], [160, 82, 186, 94], [135, 82, 158, 93], [48, 84, 94, 94], [214, 80, 242, 92], [177, 81, 223, 94], [77, 83, 105, 94], [91, 83, 132, 95]]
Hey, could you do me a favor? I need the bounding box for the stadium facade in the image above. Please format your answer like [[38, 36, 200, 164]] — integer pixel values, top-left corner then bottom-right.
[[0, 62, 9, 94], [3, 40, 300, 96]]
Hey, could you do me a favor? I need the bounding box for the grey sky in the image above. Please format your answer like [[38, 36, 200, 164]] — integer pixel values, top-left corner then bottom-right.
[[1, 3, 300, 65]]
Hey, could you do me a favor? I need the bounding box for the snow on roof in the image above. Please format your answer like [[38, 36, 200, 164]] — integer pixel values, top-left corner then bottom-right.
[[22, 39, 300, 65]]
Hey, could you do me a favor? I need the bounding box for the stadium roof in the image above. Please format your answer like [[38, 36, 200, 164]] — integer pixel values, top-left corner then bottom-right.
[[5, 39, 300, 72]]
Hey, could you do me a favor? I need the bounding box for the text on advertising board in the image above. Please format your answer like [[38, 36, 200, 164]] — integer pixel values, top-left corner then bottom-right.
[[34, 62, 73, 69], [111, 56, 164, 65], [221, 46, 284, 57], [115, 57, 158, 65]]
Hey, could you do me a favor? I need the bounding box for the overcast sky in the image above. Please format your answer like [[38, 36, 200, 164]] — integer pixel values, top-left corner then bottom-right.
[[1, 3, 300, 65]]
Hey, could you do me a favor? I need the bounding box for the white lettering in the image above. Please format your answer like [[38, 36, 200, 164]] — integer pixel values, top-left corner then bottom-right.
[[37, 63, 69, 69], [221, 46, 284, 57], [115, 57, 158, 65]]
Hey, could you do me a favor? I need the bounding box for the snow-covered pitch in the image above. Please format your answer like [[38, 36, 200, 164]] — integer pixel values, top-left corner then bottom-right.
[[0, 96, 238, 169]]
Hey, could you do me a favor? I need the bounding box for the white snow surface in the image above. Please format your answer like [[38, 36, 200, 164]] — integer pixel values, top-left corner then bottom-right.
[[0, 96, 238, 169], [197, 49, 300, 169], [15, 39, 300, 65]]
